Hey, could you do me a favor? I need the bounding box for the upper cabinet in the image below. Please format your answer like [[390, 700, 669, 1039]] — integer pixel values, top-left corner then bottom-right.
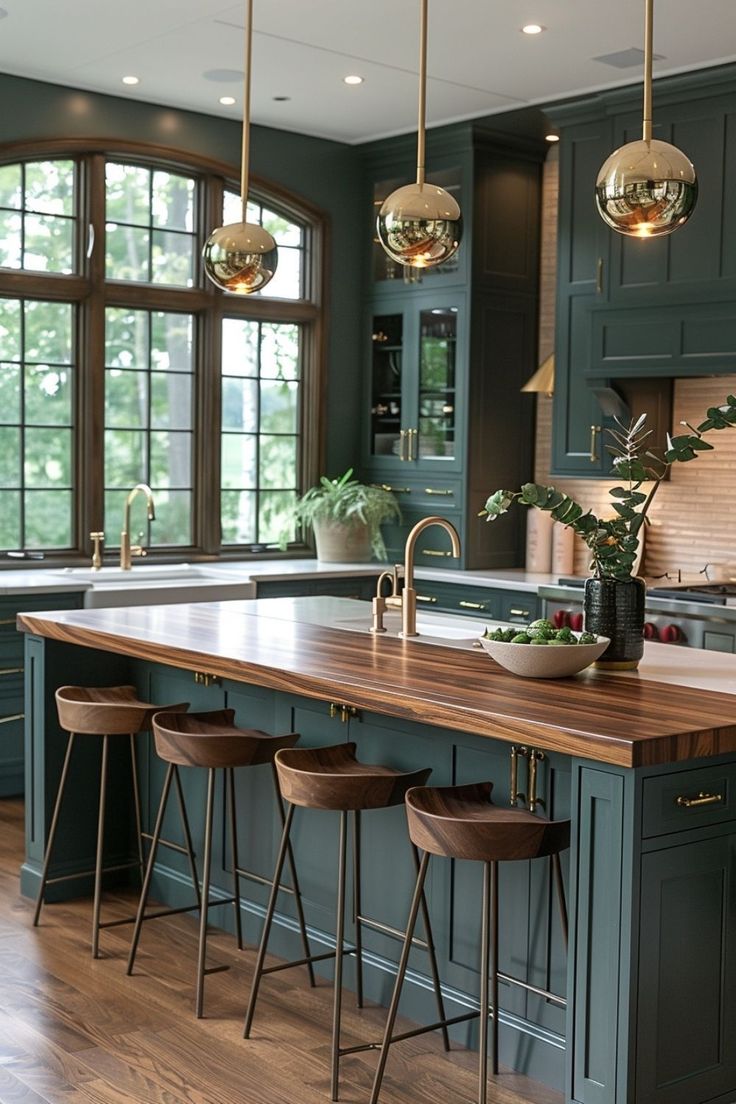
[[359, 126, 544, 569]]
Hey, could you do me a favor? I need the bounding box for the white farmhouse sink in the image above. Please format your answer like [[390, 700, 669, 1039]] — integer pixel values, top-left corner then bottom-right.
[[58, 564, 218, 583], [51, 563, 255, 608]]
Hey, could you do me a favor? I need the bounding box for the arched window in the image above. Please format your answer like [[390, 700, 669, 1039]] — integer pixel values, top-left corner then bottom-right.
[[0, 142, 325, 558]]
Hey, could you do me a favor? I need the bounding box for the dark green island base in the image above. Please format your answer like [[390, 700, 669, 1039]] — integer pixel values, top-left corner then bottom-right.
[[18, 597, 736, 1104]]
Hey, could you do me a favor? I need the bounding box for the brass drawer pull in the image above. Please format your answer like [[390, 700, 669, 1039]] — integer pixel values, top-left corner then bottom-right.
[[329, 702, 359, 724], [590, 425, 600, 463], [0, 618, 16, 626], [459, 600, 487, 611], [675, 791, 723, 808], [0, 713, 24, 725], [416, 595, 438, 604], [509, 608, 530, 618], [596, 256, 604, 295], [425, 488, 454, 496], [422, 548, 453, 558], [379, 485, 410, 494], [193, 672, 220, 687], [0, 666, 23, 677]]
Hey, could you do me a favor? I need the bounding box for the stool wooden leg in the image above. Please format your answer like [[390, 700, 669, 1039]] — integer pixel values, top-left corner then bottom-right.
[[331, 810, 348, 1101], [479, 860, 491, 1104], [491, 861, 499, 1078], [227, 768, 244, 951], [91, 735, 110, 959], [412, 843, 450, 1052], [129, 734, 145, 874], [243, 802, 296, 1038], [369, 850, 431, 1104], [271, 764, 315, 988], [33, 731, 76, 927], [551, 852, 569, 948], [173, 765, 201, 912], [127, 762, 174, 975], [195, 767, 216, 1019], [353, 809, 364, 1009]]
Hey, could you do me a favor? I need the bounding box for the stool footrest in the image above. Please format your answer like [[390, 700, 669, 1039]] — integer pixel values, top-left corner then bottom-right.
[[203, 965, 230, 976], [497, 970, 566, 1008], [141, 831, 197, 858], [234, 864, 297, 897], [339, 1010, 479, 1058], [261, 945, 357, 977], [356, 912, 429, 950], [44, 860, 141, 885]]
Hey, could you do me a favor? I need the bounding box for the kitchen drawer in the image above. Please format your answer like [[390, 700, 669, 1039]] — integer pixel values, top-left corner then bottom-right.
[[371, 476, 463, 514], [409, 580, 500, 618], [497, 591, 540, 625], [0, 665, 24, 706], [703, 629, 736, 653], [255, 576, 378, 601], [642, 762, 736, 838]]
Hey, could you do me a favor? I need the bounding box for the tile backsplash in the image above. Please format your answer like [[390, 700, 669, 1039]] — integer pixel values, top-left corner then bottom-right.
[[534, 149, 736, 578]]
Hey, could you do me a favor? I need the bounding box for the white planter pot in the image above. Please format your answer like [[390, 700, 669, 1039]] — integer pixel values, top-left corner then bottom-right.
[[312, 519, 372, 563]]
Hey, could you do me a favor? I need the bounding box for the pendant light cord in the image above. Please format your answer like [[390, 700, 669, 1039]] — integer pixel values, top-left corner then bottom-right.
[[642, 0, 653, 143], [416, 0, 427, 189], [241, 0, 253, 223]]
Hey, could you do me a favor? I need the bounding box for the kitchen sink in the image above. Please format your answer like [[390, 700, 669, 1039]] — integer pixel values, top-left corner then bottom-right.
[[56, 564, 228, 583], [333, 610, 489, 647], [50, 563, 255, 608]]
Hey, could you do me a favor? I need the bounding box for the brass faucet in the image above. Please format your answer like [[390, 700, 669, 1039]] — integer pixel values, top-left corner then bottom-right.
[[120, 483, 156, 570], [370, 564, 404, 633], [399, 516, 461, 637]]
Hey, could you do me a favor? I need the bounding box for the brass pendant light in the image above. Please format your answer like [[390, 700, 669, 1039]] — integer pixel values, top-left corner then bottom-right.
[[595, 0, 697, 238], [202, 0, 277, 293], [377, 0, 463, 269]]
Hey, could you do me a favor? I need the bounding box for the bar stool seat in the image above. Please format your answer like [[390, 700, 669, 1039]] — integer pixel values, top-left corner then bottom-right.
[[244, 741, 450, 1102], [127, 709, 313, 1019], [370, 781, 571, 1104], [33, 685, 188, 959]]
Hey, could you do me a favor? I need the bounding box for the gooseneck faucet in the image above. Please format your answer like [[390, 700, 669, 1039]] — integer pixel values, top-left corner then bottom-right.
[[400, 515, 461, 637], [120, 483, 156, 570]]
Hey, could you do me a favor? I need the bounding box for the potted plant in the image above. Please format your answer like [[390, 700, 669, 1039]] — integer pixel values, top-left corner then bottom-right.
[[482, 392, 736, 668], [284, 469, 401, 563]]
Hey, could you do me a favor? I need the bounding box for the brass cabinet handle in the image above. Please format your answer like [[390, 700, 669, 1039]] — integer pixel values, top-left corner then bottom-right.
[[329, 701, 358, 724], [379, 484, 410, 494], [509, 607, 530, 618], [459, 600, 487, 610], [398, 430, 408, 462], [0, 667, 23, 677], [590, 425, 600, 463], [193, 672, 220, 686], [675, 791, 723, 808], [416, 594, 438, 604], [409, 428, 418, 462], [596, 256, 604, 294], [425, 488, 454, 496], [0, 713, 24, 725], [421, 548, 453, 558]]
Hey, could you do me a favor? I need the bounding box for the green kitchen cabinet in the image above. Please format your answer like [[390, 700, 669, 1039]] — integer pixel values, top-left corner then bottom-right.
[[361, 124, 545, 568], [253, 576, 378, 600], [0, 590, 85, 797]]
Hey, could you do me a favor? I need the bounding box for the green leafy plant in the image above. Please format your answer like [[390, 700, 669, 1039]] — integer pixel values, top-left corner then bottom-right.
[[482, 392, 736, 581], [282, 469, 401, 560]]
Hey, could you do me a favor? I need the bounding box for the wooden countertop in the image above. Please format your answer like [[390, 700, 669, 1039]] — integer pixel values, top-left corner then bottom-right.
[[17, 598, 736, 769]]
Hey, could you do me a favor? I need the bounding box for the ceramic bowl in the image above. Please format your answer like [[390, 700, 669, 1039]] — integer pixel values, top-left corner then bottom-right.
[[478, 631, 610, 679]]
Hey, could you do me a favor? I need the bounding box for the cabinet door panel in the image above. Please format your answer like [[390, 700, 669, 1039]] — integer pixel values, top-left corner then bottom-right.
[[560, 121, 611, 292], [636, 833, 736, 1104], [669, 113, 724, 284], [551, 296, 609, 476]]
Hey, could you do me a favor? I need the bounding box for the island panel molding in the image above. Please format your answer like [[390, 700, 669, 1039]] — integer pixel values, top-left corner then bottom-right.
[[17, 599, 736, 768]]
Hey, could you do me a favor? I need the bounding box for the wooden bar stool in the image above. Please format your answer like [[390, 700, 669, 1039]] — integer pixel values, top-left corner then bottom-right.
[[126, 708, 313, 1019], [243, 741, 450, 1102], [370, 781, 570, 1104], [33, 685, 188, 959]]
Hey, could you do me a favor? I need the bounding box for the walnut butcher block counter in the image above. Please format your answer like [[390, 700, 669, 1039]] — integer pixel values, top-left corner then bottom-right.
[[17, 596, 736, 1104], [16, 594, 736, 768]]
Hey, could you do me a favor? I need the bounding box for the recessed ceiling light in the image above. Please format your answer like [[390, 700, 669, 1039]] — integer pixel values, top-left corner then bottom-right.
[[122, 75, 140, 86], [219, 96, 236, 106], [545, 133, 560, 142], [343, 75, 364, 85], [521, 23, 545, 34]]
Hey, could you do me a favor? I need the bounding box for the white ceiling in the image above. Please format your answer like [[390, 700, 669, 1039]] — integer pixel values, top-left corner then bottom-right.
[[0, 0, 735, 144]]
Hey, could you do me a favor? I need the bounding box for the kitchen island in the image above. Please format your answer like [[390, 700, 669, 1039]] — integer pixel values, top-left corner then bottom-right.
[[18, 597, 736, 1104]]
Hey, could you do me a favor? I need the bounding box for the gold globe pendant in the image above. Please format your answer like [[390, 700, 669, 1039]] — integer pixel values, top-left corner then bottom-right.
[[596, 138, 697, 238], [377, 182, 463, 268], [203, 221, 278, 294]]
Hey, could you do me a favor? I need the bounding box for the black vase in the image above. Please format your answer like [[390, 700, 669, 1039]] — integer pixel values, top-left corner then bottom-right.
[[583, 576, 646, 670]]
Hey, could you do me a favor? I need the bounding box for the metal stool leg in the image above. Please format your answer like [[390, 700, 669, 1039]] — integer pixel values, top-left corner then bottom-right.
[[551, 851, 569, 948], [479, 861, 491, 1104], [129, 733, 145, 874], [271, 763, 315, 988], [227, 767, 244, 951], [412, 842, 450, 1052], [91, 735, 110, 959], [368, 851, 431, 1104], [173, 765, 201, 912], [353, 809, 364, 1009], [491, 861, 499, 1079], [331, 810, 348, 1101], [127, 762, 174, 974], [243, 802, 296, 1038], [33, 731, 76, 927], [195, 766, 216, 1019]]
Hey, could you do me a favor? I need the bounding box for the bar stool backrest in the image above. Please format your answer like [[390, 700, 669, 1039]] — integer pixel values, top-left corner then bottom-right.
[[406, 781, 571, 863], [55, 685, 188, 736], [152, 708, 300, 768]]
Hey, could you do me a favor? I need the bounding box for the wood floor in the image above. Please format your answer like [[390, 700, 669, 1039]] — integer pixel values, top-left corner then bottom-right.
[[0, 799, 562, 1104]]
